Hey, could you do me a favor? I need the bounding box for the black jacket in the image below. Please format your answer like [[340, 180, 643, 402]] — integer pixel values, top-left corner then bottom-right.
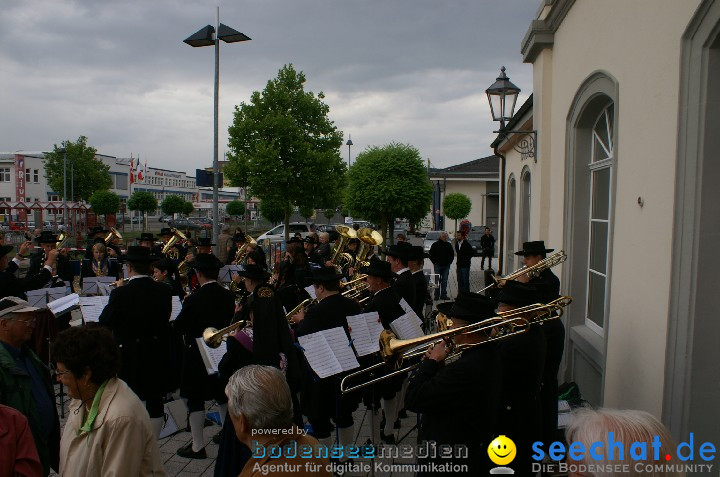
[[392, 269, 416, 312], [0, 260, 52, 300], [173, 281, 236, 401], [295, 293, 362, 420], [454, 239, 474, 268], [363, 286, 404, 329], [480, 234, 496, 253], [27, 252, 73, 285], [98, 276, 173, 400], [405, 345, 501, 475], [412, 270, 430, 316], [429, 240, 454, 267]]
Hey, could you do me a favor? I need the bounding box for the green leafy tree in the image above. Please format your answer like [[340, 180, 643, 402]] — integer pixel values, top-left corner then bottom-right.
[[226, 64, 346, 240], [299, 205, 315, 222], [260, 197, 285, 225], [226, 200, 246, 217], [182, 200, 194, 216], [127, 191, 157, 231], [44, 136, 112, 201], [160, 195, 186, 216], [346, 143, 432, 245], [323, 208, 336, 224], [89, 190, 120, 224], [443, 193, 472, 234]]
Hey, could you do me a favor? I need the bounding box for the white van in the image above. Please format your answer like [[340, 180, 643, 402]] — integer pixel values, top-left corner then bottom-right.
[[256, 222, 313, 243]]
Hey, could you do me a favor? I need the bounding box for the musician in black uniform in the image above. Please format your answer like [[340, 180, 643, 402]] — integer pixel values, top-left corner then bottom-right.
[[385, 242, 416, 311], [84, 226, 106, 259], [151, 257, 186, 299], [405, 292, 502, 475], [184, 237, 214, 294], [290, 266, 362, 457], [304, 234, 322, 266], [27, 231, 73, 288], [359, 260, 405, 444], [173, 253, 235, 459], [0, 241, 54, 299], [138, 232, 156, 249], [153, 227, 185, 260], [494, 280, 547, 474], [408, 245, 431, 321], [80, 242, 120, 289], [98, 246, 172, 440], [515, 240, 564, 445]]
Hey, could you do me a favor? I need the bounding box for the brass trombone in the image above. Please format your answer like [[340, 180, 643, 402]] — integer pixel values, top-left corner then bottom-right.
[[340, 298, 571, 394], [203, 320, 250, 348], [478, 250, 567, 293], [285, 298, 315, 323]]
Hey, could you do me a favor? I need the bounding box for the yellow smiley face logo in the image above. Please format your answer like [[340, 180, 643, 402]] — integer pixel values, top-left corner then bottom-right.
[[488, 435, 516, 466]]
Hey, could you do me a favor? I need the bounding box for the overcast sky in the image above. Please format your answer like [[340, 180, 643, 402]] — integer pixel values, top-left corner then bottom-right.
[[0, 0, 538, 173]]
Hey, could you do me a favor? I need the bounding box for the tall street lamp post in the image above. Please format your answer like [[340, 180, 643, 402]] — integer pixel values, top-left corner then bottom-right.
[[184, 7, 250, 255], [58, 145, 68, 229], [485, 66, 521, 276], [346, 136, 353, 169]]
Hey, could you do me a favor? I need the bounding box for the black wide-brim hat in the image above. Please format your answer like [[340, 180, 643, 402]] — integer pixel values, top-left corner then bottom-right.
[[437, 292, 497, 323], [35, 232, 58, 244], [385, 241, 412, 259], [309, 266, 344, 283], [237, 264, 269, 281], [495, 281, 539, 307], [158, 228, 173, 237], [359, 260, 396, 279], [0, 245, 13, 260], [138, 233, 156, 242], [123, 245, 157, 263], [515, 240, 554, 256], [192, 253, 223, 270], [407, 245, 428, 261], [196, 237, 215, 247]]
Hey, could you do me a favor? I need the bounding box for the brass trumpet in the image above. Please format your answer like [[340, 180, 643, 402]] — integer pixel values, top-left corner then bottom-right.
[[110, 278, 130, 288], [478, 250, 567, 293], [203, 320, 250, 348], [285, 298, 315, 323]]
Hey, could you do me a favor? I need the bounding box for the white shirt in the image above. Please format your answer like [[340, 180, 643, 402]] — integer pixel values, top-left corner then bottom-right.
[[397, 267, 410, 275]]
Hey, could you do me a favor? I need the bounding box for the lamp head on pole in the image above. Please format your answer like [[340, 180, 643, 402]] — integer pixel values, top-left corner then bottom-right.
[[485, 66, 521, 126], [184, 24, 251, 47], [346, 138, 353, 147]]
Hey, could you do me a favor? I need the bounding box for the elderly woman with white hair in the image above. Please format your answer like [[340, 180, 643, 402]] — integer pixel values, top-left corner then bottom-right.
[[225, 365, 330, 477], [564, 408, 685, 477]]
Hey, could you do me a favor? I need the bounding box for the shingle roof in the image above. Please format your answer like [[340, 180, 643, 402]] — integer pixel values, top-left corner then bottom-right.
[[428, 155, 500, 177]]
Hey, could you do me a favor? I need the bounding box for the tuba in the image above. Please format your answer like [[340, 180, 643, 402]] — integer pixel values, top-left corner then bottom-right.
[[232, 234, 257, 265], [330, 225, 356, 274], [355, 227, 384, 268], [161, 228, 187, 260], [104, 227, 123, 245]]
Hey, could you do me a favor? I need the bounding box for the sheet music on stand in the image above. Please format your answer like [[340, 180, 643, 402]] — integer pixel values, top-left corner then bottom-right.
[[169, 296, 182, 321], [79, 296, 110, 323], [398, 298, 423, 326], [297, 327, 360, 379], [195, 338, 226, 375], [81, 277, 117, 295], [390, 312, 425, 340], [218, 265, 242, 283], [26, 288, 67, 308], [346, 312, 385, 357], [47, 293, 79, 316], [304, 285, 317, 300]]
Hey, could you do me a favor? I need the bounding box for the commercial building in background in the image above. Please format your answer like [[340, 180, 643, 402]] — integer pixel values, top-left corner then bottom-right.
[[0, 151, 241, 225], [494, 0, 720, 448]]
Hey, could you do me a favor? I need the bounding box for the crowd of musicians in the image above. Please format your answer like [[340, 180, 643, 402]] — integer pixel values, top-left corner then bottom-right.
[[0, 220, 575, 476]]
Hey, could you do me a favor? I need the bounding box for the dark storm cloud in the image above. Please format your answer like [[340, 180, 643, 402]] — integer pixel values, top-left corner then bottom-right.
[[0, 0, 538, 171]]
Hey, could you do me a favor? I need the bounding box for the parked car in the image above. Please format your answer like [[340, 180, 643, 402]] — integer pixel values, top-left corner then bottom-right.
[[256, 222, 312, 243], [423, 230, 447, 254], [9, 222, 27, 231], [169, 218, 203, 231], [316, 224, 342, 242], [188, 217, 214, 229], [158, 215, 172, 223], [467, 230, 484, 257]]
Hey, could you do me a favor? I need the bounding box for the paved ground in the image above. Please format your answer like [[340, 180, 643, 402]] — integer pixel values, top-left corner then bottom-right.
[[52, 240, 493, 476]]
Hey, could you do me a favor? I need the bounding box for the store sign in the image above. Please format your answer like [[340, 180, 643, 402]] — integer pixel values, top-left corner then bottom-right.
[[15, 155, 26, 220]]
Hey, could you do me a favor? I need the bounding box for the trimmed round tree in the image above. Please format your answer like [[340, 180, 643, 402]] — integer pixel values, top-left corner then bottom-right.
[[260, 197, 286, 225], [89, 190, 120, 225], [323, 208, 335, 224], [181, 200, 194, 216], [226, 200, 246, 218], [442, 192, 472, 235], [160, 195, 186, 217], [127, 191, 158, 231]]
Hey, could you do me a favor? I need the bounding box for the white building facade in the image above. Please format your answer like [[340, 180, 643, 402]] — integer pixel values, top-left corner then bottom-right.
[[496, 0, 720, 447]]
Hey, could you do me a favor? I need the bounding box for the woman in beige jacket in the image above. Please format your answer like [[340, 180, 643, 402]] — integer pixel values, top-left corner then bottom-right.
[[52, 326, 166, 476]]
